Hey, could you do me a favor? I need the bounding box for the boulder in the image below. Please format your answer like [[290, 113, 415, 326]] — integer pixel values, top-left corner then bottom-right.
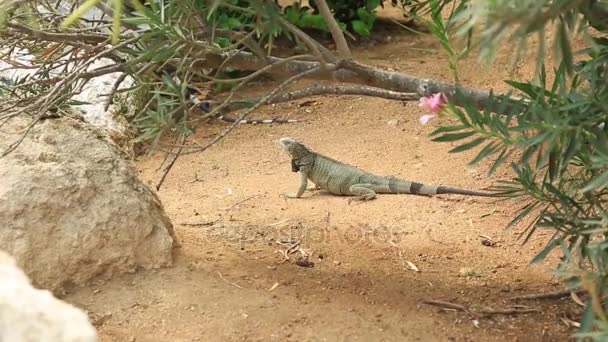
[[0, 250, 97, 342], [0, 117, 176, 294]]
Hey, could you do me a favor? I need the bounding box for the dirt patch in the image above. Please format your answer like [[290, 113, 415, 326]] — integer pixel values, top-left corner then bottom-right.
[[65, 13, 583, 342]]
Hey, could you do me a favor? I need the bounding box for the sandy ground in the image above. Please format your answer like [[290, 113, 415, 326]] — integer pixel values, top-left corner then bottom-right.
[[65, 11, 584, 342]]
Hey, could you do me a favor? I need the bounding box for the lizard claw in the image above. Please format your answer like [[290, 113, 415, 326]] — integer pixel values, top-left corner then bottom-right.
[[348, 195, 375, 204], [282, 192, 300, 199]]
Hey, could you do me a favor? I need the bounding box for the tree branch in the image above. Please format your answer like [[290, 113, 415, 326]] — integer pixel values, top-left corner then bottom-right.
[[177, 66, 328, 156], [201, 51, 525, 113], [204, 85, 419, 113], [314, 0, 351, 59], [279, 17, 337, 63], [7, 23, 111, 44]]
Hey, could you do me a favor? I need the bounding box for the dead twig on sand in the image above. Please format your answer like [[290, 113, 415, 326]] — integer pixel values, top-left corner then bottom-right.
[[479, 308, 541, 315], [221, 195, 260, 217], [422, 300, 466, 311], [179, 195, 260, 227], [421, 299, 540, 317], [155, 135, 186, 190], [216, 271, 244, 289], [510, 288, 586, 301]]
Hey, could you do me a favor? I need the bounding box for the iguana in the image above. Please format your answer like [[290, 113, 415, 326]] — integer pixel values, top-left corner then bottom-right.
[[278, 137, 502, 201]]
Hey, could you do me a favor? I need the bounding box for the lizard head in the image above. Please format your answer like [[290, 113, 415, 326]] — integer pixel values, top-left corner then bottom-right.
[[278, 137, 310, 159]]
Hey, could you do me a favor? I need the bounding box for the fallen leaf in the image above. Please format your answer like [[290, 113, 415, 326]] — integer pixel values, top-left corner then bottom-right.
[[406, 261, 420, 272], [560, 317, 581, 328], [570, 291, 585, 307]]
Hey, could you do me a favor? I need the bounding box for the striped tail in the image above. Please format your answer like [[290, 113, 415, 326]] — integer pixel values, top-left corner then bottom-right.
[[217, 115, 300, 125], [388, 177, 500, 197], [187, 88, 300, 125]]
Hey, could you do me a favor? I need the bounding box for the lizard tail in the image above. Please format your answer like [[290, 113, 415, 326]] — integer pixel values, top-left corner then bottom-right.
[[435, 186, 500, 197], [388, 178, 500, 197]]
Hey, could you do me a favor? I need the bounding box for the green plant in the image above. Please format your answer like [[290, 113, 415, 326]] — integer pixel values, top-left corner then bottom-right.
[[284, 0, 380, 36], [426, 0, 608, 337]]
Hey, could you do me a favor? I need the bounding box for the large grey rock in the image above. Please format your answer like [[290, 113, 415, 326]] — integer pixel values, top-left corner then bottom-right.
[[0, 250, 97, 342], [0, 117, 176, 293]]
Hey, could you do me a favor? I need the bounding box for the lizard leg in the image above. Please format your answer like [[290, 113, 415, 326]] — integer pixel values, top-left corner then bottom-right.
[[285, 172, 308, 198], [347, 184, 378, 202], [309, 183, 321, 191]]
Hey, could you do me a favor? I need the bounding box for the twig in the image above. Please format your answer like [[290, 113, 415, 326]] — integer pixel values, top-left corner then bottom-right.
[[421, 300, 540, 316], [178, 65, 326, 156], [191, 54, 318, 124], [279, 18, 336, 63], [7, 23, 112, 44], [421, 300, 467, 311], [155, 135, 186, 191], [314, 0, 351, 59], [1, 114, 43, 157], [511, 288, 586, 301], [220, 195, 260, 221], [216, 271, 244, 289], [479, 308, 541, 315], [104, 72, 128, 111], [205, 85, 419, 113]]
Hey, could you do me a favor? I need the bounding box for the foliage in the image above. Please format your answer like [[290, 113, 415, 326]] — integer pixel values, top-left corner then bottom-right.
[[308, 0, 380, 36], [427, 1, 608, 338]]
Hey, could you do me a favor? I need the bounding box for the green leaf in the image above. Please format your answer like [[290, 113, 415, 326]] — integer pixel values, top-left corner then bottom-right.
[[366, 0, 381, 10], [431, 131, 476, 142], [61, 0, 101, 29], [576, 301, 595, 339], [351, 20, 371, 36], [356, 8, 376, 26], [449, 137, 487, 153], [504, 80, 548, 98], [508, 200, 540, 227], [582, 170, 608, 193], [555, 19, 573, 75], [300, 14, 328, 31], [215, 37, 232, 48], [547, 148, 560, 182], [469, 141, 498, 166], [284, 6, 302, 24], [488, 148, 511, 175], [560, 133, 580, 173], [531, 238, 561, 264], [430, 125, 468, 135]]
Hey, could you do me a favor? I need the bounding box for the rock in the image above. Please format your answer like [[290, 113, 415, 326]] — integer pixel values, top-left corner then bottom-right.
[[0, 250, 97, 342], [0, 117, 175, 294], [387, 119, 400, 127]]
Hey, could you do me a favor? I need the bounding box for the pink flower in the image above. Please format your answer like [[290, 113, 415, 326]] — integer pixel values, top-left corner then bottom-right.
[[419, 114, 437, 125], [418, 92, 448, 125], [418, 92, 447, 113]]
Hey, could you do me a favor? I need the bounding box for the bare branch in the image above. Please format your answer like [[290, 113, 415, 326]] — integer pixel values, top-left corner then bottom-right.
[[204, 85, 420, 113], [7, 23, 111, 44], [314, 0, 351, 59], [201, 51, 524, 113], [156, 135, 186, 191], [279, 18, 337, 63], [192, 54, 320, 124], [177, 66, 328, 156]]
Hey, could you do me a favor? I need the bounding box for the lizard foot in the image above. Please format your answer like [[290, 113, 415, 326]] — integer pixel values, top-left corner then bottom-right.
[[348, 195, 376, 204], [282, 192, 301, 199]]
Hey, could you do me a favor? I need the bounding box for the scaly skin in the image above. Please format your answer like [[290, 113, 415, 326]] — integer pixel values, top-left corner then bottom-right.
[[278, 137, 501, 201]]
